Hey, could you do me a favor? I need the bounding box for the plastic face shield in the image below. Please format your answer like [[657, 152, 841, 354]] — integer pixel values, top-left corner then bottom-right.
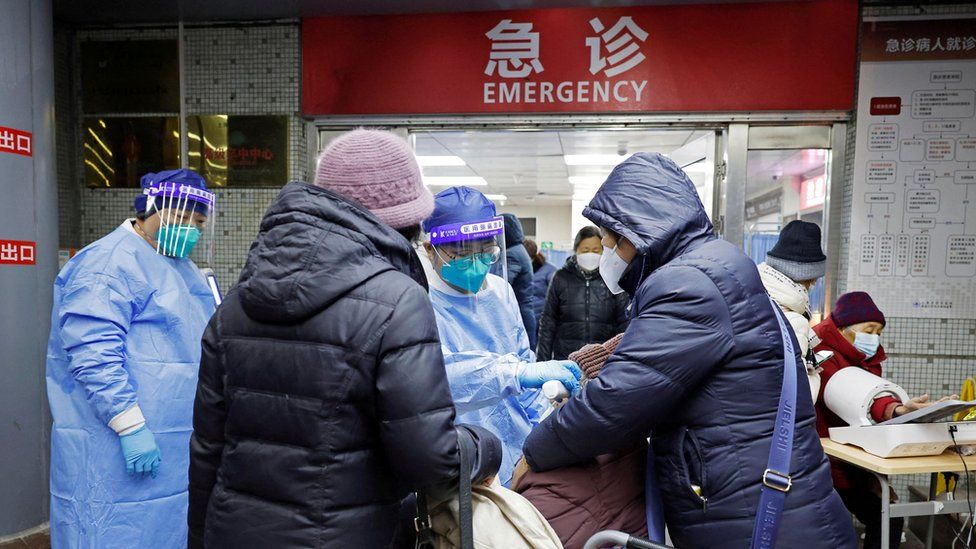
[[427, 216, 507, 296], [144, 182, 216, 265]]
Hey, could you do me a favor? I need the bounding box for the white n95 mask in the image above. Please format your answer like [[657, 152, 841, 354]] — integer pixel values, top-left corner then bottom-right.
[[576, 252, 601, 272], [599, 246, 629, 295]]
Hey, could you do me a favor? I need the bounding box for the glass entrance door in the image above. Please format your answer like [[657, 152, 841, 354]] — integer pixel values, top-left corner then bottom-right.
[[741, 126, 837, 317]]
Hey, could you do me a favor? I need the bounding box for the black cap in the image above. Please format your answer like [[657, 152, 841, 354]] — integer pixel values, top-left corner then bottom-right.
[[765, 221, 826, 281], [767, 220, 826, 263]]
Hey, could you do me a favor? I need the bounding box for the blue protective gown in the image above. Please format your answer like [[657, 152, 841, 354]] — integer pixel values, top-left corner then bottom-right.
[[46, 221, 215, 548], [428, 272, 550, 486]]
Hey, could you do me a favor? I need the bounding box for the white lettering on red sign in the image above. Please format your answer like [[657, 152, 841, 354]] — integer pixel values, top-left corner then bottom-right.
[[0, 126, 32, 157], [0, 240, 37, 265], [483, 17, 649, 106], [483, 80, 647, 104], [484, 20, 544, 78], [586, 16, 649, 77], [885, 35, 975, 54]]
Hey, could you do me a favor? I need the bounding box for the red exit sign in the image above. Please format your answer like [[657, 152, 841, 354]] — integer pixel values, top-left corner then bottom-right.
[[870, 96, 902, 115], [0, 126, 32, 157], [0, 239, 37, 265]]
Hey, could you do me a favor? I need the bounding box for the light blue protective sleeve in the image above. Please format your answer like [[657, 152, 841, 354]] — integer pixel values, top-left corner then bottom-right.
[[58, 273, 141, 425], [437, 278, 549, 418], [509, 298, 550, 421], [432, 275, 551, 485], [441, 348, 524, 416]]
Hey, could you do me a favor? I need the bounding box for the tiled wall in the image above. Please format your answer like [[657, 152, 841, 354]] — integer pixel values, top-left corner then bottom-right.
[[59, 22, 304, 289], [54, 26, 80, 249], [840, 2, 976, 497]]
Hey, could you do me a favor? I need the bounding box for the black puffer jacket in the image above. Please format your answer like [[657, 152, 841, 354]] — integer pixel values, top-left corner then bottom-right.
[[188, 182, 500, 548], [536, 256, 630, 360]]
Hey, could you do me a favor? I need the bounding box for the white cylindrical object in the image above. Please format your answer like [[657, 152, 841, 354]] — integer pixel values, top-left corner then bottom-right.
[[824, 367, 909, 426], [542, 380, 569, 401]]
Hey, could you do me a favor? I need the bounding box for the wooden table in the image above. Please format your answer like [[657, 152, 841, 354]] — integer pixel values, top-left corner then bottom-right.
[[822, 438, 976, 548]]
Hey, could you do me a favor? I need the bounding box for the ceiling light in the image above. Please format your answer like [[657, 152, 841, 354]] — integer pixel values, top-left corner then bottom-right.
[[568, 175, 606, 187], [424, 176, 488, 187], [483, 194, 508, 201], [564, 154, 627, 166], [416, 155, 466, 167]]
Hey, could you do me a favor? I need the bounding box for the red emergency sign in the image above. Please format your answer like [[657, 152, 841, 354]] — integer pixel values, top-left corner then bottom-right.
[[0, 126, 32, 157], [0, 239, 37, 265], [302, 0, 857, 115]]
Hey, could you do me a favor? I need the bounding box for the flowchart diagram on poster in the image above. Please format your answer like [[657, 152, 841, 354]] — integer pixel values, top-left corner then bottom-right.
[[850, 57, 976, 318]]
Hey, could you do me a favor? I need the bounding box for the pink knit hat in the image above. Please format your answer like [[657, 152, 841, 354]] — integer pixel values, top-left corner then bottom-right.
[[314, 129, 434, 229]]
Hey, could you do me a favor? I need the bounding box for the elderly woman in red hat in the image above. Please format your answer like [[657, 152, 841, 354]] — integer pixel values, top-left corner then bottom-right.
[[812, 291, 955, 549]]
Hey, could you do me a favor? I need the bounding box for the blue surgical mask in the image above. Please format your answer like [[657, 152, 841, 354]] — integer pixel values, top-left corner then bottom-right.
[[440, 256, 492, 294], [853, 332, 880, 359]]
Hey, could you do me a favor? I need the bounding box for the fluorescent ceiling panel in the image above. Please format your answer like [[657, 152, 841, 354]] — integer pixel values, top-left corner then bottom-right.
[[416, 155, 466, 167], [424, 176, 488, 187], [563, 154, 628, 166]]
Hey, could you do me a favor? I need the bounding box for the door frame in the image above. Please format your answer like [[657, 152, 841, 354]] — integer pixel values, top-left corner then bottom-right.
[[727, 123, 849, 314], [309, 113, 850, 279]]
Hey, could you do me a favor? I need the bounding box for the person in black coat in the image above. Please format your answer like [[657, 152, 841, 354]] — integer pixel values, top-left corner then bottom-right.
[[188, 131, 500, 548], [537, 226, 630, 360], [523, 153, 856, 548], [500, 213, 538, 348]]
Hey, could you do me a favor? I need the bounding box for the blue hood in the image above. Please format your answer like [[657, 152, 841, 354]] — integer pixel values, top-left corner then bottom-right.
[[583, 153, 714, 274], [502, 213, 524, 247]]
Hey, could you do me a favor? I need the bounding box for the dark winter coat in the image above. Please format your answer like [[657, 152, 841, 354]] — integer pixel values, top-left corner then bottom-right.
[[532, 261, 558, 323], [188, 182, 500, 548], [502, 214, 538, 348], [536, 256, 630, 361], [522, 154, 856, 549]]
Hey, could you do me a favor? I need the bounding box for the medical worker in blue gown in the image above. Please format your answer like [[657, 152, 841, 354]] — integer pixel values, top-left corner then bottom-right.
[[420, 186, 583, 486], [46, 169, 217, 548]]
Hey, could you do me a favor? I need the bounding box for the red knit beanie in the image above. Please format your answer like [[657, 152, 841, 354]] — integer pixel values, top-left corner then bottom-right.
[[832, 291, 886, 329]]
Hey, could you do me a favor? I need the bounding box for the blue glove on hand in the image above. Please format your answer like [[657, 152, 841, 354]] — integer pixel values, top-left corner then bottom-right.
[[518, 360, 584, 395], [119, 425, 162, 478]]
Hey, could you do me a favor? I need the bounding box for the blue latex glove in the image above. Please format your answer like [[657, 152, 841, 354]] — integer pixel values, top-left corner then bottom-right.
[[119, 425, 162, 478], [518, 360, 584, 395]]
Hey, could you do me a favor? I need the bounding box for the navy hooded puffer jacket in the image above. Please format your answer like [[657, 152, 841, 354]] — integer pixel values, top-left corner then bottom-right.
[[523, 154, 856, 549]]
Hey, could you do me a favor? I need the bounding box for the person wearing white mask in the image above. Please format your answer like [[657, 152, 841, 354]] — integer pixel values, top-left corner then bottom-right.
[[524, 153, 856, 549], [536, 226, 630, 360]]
